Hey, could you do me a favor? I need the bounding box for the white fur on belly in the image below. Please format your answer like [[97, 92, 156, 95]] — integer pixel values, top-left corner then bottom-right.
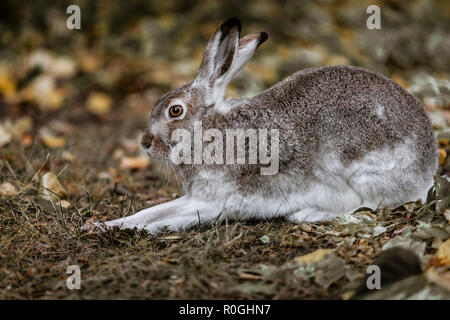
[[98, 138, 434, 233]]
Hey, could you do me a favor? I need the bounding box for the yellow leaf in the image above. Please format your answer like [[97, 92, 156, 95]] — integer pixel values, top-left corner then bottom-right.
[[439, 148, 447, 165], [0, 73, 16, 99], [79, 53, 100, 72], [40, 128, 66, 148], [426, 268, 450, 291], [437, 239, 450, 266], [40, 172, 68, 202], [42, 136, 65, 148], [119, 156, 150, 170], [341, 290, 355, 300], [86, 92, 112, 116], [295, 248, 333, 264], [46, 91, 64, 110]]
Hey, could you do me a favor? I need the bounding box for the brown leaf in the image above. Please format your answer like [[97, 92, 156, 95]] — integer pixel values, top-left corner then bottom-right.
[[119, 156, 150, 170], [40, 172, 68, 202], [0, 182, 18, 197], [238, 272, 263, 281], [439, 148, 447, 165], [40, 127, 66, 148]]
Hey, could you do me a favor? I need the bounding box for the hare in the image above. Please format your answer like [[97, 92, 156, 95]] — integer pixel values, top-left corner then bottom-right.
[[98, 17, 438, 234]]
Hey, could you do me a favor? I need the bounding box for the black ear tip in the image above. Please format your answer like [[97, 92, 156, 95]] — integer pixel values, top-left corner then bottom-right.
[[222, 17, 242, 33], [258, 32, 269, 46]]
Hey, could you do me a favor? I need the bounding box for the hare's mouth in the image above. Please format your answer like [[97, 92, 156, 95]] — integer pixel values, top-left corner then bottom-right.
[[144, 137, 170, 161]]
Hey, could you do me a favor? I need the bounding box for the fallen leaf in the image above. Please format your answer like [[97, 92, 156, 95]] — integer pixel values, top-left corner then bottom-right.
[[0, 182, 18, 197], [295, 248, 333, 264], [61, 151, 75, 162], [259, 235, 270, 244], [403, 202, 416, 212], [0, 71, 16, 100], [0, 116, 33, 148], [0, 125, 12, 148], [373, 225, 387, 237], [60, 200, 72, 208], [40, 172, 68, 202], [439, 148, 447, 165], [341, 290, 355, 300], [86, 92, 112, 116], [41, 135, 66, 148], [27, 49, 53, 71], [238, 272, 263, 281], [426, 268, 450, 291], [49, 56, 76, 78], [438, 138, 450, 147], [8, 117, 33, 136], [79, 53, 100, 72], [435, 239, 450, 266], [25, 75, 64, 110], [40, 128, 66, 148], [119, 156, 150, 170], [444, 209, 450, 223]]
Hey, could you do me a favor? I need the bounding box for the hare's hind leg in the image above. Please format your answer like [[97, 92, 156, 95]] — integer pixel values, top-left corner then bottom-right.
[[96, 196, 222, 234], [347, 146, 435, 209]]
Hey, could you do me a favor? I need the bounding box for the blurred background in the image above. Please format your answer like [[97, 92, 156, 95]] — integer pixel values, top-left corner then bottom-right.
[[0, 0, 449, 300], [1, 0, 449, 199], [0, 0, 449, 117]]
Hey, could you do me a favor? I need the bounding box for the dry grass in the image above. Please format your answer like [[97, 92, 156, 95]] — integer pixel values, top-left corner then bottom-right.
[[1, 102, 447, 299]]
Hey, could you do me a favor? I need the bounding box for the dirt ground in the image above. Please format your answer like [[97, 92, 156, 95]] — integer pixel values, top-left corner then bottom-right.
[[0, 0, 449, 299]]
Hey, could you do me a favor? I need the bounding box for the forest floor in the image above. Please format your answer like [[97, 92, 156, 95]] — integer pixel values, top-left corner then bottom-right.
[[0, 0, 449, 299], [1, 83, 449, 299]]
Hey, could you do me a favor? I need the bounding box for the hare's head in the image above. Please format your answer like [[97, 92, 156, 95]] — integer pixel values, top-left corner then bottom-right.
[[141, 17, 267, 160]]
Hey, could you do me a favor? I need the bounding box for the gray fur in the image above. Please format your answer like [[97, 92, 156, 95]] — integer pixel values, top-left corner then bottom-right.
[[151, 65, 438, 202], [101, 18, 438, 234]]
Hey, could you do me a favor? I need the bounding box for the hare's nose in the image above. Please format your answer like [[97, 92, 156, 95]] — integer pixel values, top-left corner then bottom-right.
[[141, 129, 153, 149]]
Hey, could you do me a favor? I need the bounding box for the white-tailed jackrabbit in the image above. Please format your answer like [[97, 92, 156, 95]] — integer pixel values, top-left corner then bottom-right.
[[99, 18, 438, 234]]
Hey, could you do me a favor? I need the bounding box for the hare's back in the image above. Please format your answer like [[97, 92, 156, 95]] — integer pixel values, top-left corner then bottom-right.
[[281, 66, 434, 161], [254, 65, 437, 181]]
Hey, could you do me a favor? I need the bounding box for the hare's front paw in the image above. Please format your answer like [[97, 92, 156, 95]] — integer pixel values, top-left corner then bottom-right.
[[287, 208, 340, 223], [81, 215, 171, 234], [81, 196, 221, 235]]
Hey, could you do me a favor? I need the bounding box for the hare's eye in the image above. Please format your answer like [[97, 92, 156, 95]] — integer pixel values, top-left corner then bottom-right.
[[168, 105, 183, 118]]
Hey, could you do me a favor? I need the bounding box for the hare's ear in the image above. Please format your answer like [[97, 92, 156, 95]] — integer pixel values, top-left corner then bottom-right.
[[194, 18, 241, 104], [233, 32, 268, 75], [194, 18, 268, 107]]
